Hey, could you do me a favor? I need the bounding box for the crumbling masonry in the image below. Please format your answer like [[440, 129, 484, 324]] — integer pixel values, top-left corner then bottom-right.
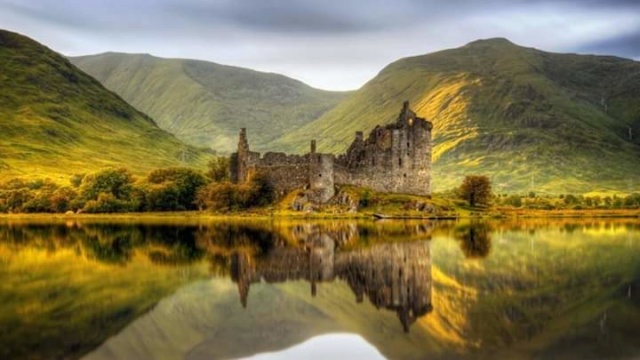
[[231, 101, 432, 202]]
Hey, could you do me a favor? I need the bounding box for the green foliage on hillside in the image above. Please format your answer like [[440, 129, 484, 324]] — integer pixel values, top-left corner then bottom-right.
[[274, 38, 640, 193], [196, 173, 275, 212], [0, 29, 210, 182], [143, 167, 208, 211], [70, 53, 349, 153], [0, 166, 278, 214]]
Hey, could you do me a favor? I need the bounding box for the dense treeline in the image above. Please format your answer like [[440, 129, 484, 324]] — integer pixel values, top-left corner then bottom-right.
[[0, 160, 275, 213], [492, 192, 640, 210], [451, 175, 640, 210]]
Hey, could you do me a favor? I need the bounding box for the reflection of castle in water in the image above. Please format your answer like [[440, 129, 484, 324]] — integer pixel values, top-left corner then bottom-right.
[[230, 234, 433, 333]]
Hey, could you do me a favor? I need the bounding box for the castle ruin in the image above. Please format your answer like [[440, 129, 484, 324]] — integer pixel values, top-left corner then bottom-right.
[[231, 101, 432, 202], [231, 237, 433, 333]]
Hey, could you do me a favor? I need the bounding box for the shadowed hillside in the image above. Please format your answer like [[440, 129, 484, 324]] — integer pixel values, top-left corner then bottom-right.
[[0, 30, 210, 182], [71, 53, 348, 153], [274, 38, 640, 193]]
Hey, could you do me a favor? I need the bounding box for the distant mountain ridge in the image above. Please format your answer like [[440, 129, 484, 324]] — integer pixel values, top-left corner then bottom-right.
[[0, 29, 209, 181], [273, 38, 640, 193], [70, 53, 349, 153]]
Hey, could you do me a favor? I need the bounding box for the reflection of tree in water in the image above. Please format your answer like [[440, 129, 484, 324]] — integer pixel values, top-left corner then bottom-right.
[[82, 232, 134, 264], [0, 223, 208, 265], [195, 223, 278, 254], [142, 226, 205, 265], [455, 223, 493, 259]]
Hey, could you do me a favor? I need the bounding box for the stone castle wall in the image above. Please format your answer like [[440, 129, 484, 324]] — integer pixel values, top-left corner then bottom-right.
[[231, 101, 432, 202]]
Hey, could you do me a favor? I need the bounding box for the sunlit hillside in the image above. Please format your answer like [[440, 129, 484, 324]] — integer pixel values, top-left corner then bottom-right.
[[71, 53, 349, 153], [274, 39, 640, 193], [0, 30, 210, 183]]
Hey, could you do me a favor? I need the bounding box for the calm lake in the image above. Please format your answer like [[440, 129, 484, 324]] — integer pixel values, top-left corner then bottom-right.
[[0, 218, 639, 359]]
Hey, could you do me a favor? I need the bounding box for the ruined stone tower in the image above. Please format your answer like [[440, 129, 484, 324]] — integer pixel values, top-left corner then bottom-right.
[[231, 101, 432, 201], [335, 101, 433, 195], [230, 128, 250, 183]]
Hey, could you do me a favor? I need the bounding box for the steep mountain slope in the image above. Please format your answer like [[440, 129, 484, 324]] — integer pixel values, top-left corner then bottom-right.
[[70, 53, 348, 153], [0, 29, 209, 182], [274, 39, 640, 193]]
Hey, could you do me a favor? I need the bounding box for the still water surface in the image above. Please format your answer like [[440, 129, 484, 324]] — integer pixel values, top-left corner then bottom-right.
[[0, 218, 639, 359]]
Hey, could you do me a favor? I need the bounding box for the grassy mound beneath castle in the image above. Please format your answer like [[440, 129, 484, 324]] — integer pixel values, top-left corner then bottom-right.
[[269, 186, 640, 219], [270, 186, 472, 219]]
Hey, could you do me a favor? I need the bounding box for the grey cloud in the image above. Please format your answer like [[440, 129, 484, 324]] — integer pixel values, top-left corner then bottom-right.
[[166, 0, 420, 34], [1, 0, 639, 89], [0, 0, 160, 31], [4, 0, 638, 36], [578, 31, 640, 59], [567, 0, 640, 7]]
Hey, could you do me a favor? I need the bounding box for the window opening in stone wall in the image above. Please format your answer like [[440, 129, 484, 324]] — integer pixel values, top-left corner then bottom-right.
[[407, 142, 410, 148], [319, 174, 322, 177], [398, 158, 402, 167]]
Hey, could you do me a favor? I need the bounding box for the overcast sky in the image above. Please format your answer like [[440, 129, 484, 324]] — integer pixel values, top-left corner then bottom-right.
[[0, 0, 639, 90]]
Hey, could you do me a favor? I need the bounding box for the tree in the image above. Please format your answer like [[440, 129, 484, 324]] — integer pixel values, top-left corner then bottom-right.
[[50, 186, 77, 212], [79, 168, 134, 201], [505, 194, 523, 208], [247, 172, 275, 206], [458, 175, 492, 207], [195, 173, 275, 212], [563, 194, 579, 206], [207, 157, 231, 182], [145, 167, 208, 210]]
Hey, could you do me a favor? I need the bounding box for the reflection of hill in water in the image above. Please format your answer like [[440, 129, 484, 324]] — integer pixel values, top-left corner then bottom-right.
[[232, 237, 433, 332]]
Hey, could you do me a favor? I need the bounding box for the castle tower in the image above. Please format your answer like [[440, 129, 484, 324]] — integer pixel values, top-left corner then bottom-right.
[[391, 101, 432, 195], [407, 110, 432, 195], [230, 251, 254, 308], [231, 128, 250, 183], [309, 152, 335, 203]]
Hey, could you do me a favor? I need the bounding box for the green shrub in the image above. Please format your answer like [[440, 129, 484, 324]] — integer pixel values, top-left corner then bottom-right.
[[612, 196, 623, 209], [142, 183, 182, 211], [145, 167, 208, 210], [246, 173, 275, 207], [623, 193, 640, 208], [79, 168, 134, 201], [196, 173, 275, 212], [70, 174, 85, 188], [4, 188, 34, 212], [563, 194, 580, 206], [22, 192, 53, 213], [359, 190, 371, 208], [206, 157, 231, 182], [83, 193, 134, 213], [50, 187, 78, 212], [505, 195, 522, 208]]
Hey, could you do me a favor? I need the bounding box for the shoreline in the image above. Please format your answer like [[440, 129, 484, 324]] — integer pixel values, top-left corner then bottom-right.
[[0, 209, 638, 221]]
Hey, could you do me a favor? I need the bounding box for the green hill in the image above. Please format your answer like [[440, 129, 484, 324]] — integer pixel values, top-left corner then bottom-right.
[[274, 38, 640, 193], [70, 53, 348, 153], [0, 30, 209, 182]]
